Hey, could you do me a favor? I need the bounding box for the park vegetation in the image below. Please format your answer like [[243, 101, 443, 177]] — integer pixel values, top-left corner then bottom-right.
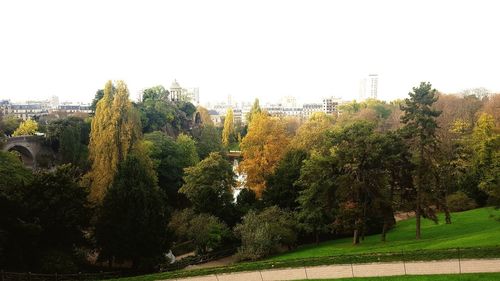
[[0, 81, 499, 273]]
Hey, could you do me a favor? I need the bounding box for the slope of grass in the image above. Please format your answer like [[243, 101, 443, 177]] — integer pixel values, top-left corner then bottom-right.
[[299, 272, 500, 281], [270, 207, 500, 261], [111, 208, 500, 281]]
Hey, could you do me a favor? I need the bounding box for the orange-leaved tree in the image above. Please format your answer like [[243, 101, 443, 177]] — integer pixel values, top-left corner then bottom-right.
[[239, 112, 290, 197]]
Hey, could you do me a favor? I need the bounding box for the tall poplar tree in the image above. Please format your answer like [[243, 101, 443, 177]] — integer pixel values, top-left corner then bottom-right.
[[88, 81, 142, 202], [400, 82, 441, 239], [246, 98, 262, 124], [222, 108, 235, 147]]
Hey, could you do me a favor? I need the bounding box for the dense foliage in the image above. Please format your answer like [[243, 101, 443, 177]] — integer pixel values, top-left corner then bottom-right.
[[1, 80, 498, 273]]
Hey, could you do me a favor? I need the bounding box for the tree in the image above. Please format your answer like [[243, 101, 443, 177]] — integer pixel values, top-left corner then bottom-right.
[[87, 80, 142, 202], [471, 113, 500, 205], [176, 133, 199, 165], [179, 152, 236, 224], [13, 119, 38, 136], [144, 132, 198, 209], [245, 98, 261, 124], [192, 124, 224, 159], [296, 151, 336, 244], [196, 106, 214, 126], [222, 108, 235, 147], [95, 153, 169, 269], [90, 89, 105, 114], [0, 116, 22, 136], [235, 206, 297, 260], [262, 149, 307, 210], [22, 165, 91, 271], [142, 85, 169, 101], [290, 112, 335, 154], [400, 82, 441, 239], [189, 214, 232, 254], [239, 113, 290, 197], [137, 86, 196, 135], [45, 117, 90, 169]]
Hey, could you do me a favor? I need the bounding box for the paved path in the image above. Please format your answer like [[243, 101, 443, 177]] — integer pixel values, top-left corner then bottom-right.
[[159, 258, 500, 281]]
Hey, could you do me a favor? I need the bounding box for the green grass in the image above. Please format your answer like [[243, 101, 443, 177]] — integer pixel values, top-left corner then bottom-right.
[[298, 272, 500, 281], [270, 207, 500, 261], [111, 208, 500, 281]]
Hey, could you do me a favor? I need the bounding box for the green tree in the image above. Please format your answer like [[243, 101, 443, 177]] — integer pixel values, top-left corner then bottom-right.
[[400, 82, 441, 239], [471, 113, 500, 205], [95, 153, 169, 269], [87, 80, 142, 202], [192, 125, 224, 159], [46, 117, 90, 169], [179, 152, 236, 224], [90, 89, 105, 114], [13, 119, 38, 136], [144, 131, 198, 209], [22, 165, 91, 270], [328, 122, 390, 244], [0, 116, 22, 136], [176, 133, 199, 165], [169, 210, 232, 254], [262, 149, 307, 210], [235, 206, 297, 260], [222, 108, 235, 147], [137, 86, 196, 134]]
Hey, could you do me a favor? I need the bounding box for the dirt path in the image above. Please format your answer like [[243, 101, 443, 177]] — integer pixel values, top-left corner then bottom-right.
[[184, 255, 238, 270], [160, 258, 500, 281]]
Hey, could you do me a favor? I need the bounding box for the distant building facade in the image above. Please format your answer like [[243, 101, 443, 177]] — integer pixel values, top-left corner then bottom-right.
[[359, 74, 378, 100], [169, 79, 200, 105], [1, 101, 49, 120]]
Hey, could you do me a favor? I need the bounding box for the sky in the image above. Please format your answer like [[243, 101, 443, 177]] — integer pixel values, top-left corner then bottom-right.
[[1, 0, 499, 105]]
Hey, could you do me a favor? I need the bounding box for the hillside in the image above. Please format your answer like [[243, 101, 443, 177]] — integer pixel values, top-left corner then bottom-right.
[[270, 207, 500, 261]]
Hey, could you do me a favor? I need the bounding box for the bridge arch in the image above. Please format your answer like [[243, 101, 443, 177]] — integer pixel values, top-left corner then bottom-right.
[[7, 145, 35, 168]]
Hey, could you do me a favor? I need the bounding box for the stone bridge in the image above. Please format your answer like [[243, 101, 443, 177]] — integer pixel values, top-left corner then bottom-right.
[[2, 135, 46, 168]]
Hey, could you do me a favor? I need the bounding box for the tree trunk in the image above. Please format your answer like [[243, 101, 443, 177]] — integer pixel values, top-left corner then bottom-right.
[[353, 228, 360, 245], [416, 145, 424, 240], [381, 221, 388, 242], [416, 206, 421, 239], [315, 229, 320, 245], [445, 207, 452, 224]]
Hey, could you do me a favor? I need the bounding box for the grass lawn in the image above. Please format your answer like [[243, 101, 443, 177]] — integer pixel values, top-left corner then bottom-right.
[[111, 208, 500, 281], [298, 272, 500, 281], [270, 207, 500, 261]]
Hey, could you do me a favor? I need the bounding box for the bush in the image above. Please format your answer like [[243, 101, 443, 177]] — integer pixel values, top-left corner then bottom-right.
[[38, 250, 78, 273], [234, 206, 297, 261], [447, 191, 477, 212], [169, 210, 232, 255]]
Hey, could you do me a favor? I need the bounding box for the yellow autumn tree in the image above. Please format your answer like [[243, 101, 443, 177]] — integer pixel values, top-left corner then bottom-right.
[[87, 80, 142, 202], [13, 119, 38, 136], [196, 106, 214, 126], [290, 112, 336, 153], [239, 112, 290, 197], [222, 108, 235, 147]]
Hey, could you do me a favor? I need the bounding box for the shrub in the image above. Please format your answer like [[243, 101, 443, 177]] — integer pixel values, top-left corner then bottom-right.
[[234, 206, 297, 261], [169, 210, 232, 255], [447, 191, 477, 212]]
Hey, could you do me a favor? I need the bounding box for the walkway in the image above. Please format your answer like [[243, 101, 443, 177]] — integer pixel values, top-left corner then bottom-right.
[[159, 258, 500, 281]]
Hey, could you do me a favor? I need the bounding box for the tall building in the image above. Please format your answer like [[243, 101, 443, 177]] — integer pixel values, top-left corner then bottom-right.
[[322, 97, 340, 115], [359, 74, 379, 100]]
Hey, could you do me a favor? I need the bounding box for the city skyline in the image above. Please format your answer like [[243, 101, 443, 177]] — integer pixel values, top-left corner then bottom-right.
[[1, 1, 500, 104]]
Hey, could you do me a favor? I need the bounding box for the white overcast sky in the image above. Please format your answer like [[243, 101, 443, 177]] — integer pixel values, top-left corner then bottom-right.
[[1, 0, 499, 104]]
